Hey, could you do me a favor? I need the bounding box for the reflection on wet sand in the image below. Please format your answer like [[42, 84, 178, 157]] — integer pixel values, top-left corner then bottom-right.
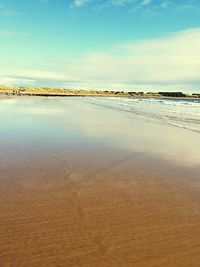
[[0, 97, 200, 267]]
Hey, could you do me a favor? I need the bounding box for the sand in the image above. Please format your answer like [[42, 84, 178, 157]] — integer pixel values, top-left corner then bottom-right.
[[0, 150, 200, 267], [0, 96, 200, 266]]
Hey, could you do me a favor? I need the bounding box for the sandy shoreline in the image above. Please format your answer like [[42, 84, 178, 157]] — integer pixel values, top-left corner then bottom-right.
[[0, 97, 200, 266]]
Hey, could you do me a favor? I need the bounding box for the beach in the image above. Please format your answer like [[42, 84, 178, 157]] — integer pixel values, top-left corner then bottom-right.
[[0, 96, 200, 266]]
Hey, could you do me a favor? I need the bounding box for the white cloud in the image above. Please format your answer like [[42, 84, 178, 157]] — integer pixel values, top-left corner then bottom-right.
[[160, 1, 171, 9], [73, 0, 90, 7], [13, 70, 68, 80], [110, 0, 128, 5], [59, 28, 200, 92], [142, 0, 152, 6], [1, 28, 200, 92], [0, 31, 13, 37], [0, 77, 34, 85], [71, 0, 200, 10], [0, 30, 26, 37]]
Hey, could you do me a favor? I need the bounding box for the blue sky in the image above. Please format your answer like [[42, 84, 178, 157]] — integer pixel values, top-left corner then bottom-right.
[[1, 0, 200, 92]]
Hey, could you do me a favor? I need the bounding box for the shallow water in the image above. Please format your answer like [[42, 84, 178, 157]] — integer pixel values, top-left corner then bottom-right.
[[0, 96, 200, 165], [87, 96, 200, 133]]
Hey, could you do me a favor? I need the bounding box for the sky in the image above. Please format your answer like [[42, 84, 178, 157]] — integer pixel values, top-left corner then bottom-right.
[[0, 0, 200, 92]]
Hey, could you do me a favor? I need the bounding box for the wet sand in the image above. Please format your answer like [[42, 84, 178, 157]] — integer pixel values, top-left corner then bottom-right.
[[0, 97, 200, 266]]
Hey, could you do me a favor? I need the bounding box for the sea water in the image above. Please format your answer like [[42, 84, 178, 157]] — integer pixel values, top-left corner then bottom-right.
[[0, 96, 200, 166], [87, 97, 200, 134]]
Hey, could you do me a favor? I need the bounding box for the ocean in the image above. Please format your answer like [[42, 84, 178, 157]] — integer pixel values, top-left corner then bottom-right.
[[87, 97, 200, 134]]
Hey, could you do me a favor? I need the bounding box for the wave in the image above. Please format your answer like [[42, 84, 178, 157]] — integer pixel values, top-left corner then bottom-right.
[[88, 97, 200, 135]]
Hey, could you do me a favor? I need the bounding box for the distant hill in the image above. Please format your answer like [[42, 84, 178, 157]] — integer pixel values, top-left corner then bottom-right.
[[0, 85, 199, 98]]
